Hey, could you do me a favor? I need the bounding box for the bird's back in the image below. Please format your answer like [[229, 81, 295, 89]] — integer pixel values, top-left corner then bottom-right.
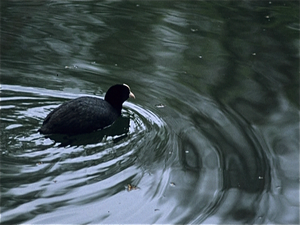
[[39, 97, 120, 134]]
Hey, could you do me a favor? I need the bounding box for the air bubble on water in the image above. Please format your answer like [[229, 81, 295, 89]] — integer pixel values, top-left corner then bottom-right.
[[65, 65, 78, 69], [155, 103, 165, 108]]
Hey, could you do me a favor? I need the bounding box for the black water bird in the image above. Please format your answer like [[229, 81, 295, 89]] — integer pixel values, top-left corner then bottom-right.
[[39, 84, 135, 134]]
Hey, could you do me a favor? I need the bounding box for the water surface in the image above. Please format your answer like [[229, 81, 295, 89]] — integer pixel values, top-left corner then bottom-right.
[[1, 1, 299, 224]]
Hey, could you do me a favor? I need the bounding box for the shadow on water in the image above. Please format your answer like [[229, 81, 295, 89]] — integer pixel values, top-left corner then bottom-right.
[[189, 104, 270, 193], [150, 91, 272, 224]]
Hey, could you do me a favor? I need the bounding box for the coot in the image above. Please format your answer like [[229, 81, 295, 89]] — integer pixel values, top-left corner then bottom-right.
[[39, 84, 135, 134]]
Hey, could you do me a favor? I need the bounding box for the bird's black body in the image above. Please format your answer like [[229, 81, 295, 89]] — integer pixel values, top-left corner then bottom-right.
[[39, 84, 135, 135], [39, 97, 119, 134]]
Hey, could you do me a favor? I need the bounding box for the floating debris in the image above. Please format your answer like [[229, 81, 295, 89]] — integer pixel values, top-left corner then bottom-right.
[[126, 184, 139, 191], [170, 182, 176, 187]]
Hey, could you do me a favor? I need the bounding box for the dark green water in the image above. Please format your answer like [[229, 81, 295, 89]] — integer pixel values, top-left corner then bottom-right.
[[1, 1, 299, 224]]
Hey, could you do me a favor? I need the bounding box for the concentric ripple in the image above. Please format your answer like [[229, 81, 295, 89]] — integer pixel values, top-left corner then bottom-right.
[[1, 84, 170, 224], [123, 93, 272, 224], [0, 84, 292, 224]]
